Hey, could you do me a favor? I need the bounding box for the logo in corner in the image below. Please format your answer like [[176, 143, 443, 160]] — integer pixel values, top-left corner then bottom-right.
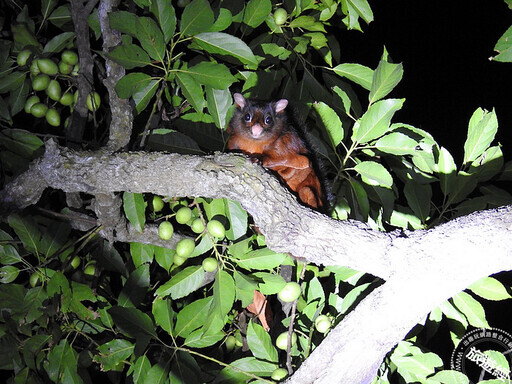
[[451, 328, 512, 383]]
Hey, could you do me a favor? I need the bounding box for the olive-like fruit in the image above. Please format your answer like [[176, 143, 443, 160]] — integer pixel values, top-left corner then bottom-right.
[[152, 196, 164, 212], [175, 238, 195, 258], [61, 50, 78, 66], [224, 335, 236, 353], [46, 80, 62, 101], [202, 257, 218, 272], [59, 92, 74, 106], [315, 315, 332, 333], [274, 8, 288, 25], [158, 221, 174, 240], [58, 61, 73, 75], [190, 218, 205, 234], [173, 255, 186, 266], [86, 91, 101, 111], [271, 368, 288, 381], [32, 74, 50, 91], [70, 256, 81, 269], [37, 58, 59, 76], [29, 271, 40, 287], [207, 220, 225, 238], [30, 60, 41, 75], [275, 331, 297, 350], [175, 206, 192, 224], [30, 103, 48, 118], [277, 282, 301, 302], [84, 261, 96, 276], [24, 95, 40, 113], [17, 49, 32, 66], [45, 108, 61, 127]]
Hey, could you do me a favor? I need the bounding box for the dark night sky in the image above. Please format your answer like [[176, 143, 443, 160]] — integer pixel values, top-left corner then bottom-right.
[[341, 0, 512, 163]]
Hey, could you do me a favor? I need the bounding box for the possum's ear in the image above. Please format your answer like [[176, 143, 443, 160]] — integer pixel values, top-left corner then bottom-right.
[[233, 93, 246, 109], [275, 99, 288, 113]]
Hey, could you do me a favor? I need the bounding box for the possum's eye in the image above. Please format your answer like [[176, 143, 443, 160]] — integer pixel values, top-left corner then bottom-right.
[[244, 113, 251, 122], [265, 115, 273, 125]]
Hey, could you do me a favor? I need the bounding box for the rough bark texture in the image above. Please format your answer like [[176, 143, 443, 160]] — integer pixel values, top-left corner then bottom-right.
[[1, 140, 512, 383]]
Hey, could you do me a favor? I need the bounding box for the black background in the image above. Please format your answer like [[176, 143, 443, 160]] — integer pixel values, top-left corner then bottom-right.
[[341, 0, 512, 163]]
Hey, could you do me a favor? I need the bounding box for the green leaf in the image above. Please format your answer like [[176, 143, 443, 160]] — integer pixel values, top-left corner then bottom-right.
[[247, 321, 278, 363], [175, 71, 205, 112], [313, 101, 343, 147], [131, 355, 151, 384], [452, 291, 489, 328], [123, 192, 146, 233], [154, 246, 174, 272], [152, 297, 175, 334], [211, 270, 235, 319], [8, 214, 40, 254], [155, 265, 205, 299], [174, 297, 212, 338], [45, 340, 80, 383], [375, 132, 419, 155], [184, 328, 224, 348], [180, 0, 214, 36], [224, 199, 248, 241], [404, 181, 431, 222], [369, 59, 403, 104], [392, 352, 442, 378], [9, 79, 30, 116], [437, 146, 457, 196], [146, 363, 168, 384], [150, 0, 176, 44], [463, 108, 498, 165], [106, 43, 152, 69], [95, 339, 134, 371], [291, 17, 326, 33], [220, 357, 277, 381], [253, 272, 286, 295], [469, 277, 511, 301], [332, 63, 373, 90], [0, 266, 19, 283], [0, 72, 26, 94], [209, 8, 233, 32], [108, 306, 157, 339], [206, 87, 232, 129], [136, 16, 166, 61], [42, 32, 75, 53], [354, 161, 393, 188], [0, 129, 43, 158], [345, 0, 374, 24], [233, 248, 287, 270], [352, 99, 404, 144], [468, 146, 504, 182], [49, 5, 71, 28], [243, 0, 272, 28], [118, 264, 150, 307], [133, 79, 159, 115], [40, 221, 71, 257], [191, 32, 258, 67], [183, 61, 237, 89], [348, 178, 370, 219], [261, 43, 291, 60], [115, 73, 152, 99]]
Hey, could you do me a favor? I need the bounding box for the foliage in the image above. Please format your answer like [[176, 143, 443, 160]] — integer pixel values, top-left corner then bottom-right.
[[1, 0, 512, 383]]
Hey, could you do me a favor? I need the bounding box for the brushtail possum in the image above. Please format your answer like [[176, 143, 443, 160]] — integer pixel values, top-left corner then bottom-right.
[[227, 93, 325, 210]]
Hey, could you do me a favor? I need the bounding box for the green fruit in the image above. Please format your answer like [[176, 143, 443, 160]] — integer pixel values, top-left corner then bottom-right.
[[59, 92, 74, 106], [29, 271, 40, 287], [276, 331, 297, 350], [177, 0, 190, 7], [61, 50, 78, 65], [173, 255, 186, 266], [315, 315, 332, 333], [24, 95, 40, 113], [190, 218, 205, 234], [86, 91, 101, 111], [153, 196, 164, 212], [46, 80, 62, 101], [70, 256, 80, 269], [30, 103, 48, 118], [73, 90, 79, 104], [30, 60, 40, 75], [158, 221, 174, 240], [175, 206, 192, 224], [202, 257, 218, 272], [274, 8, 288, 25], [278, 282, 301, 302], [45, 108, 60, 127], [234, 330, 243, 347], [58, 61, 73, 75], [17, 49, 32, 66], [224, 335, 236, 352], [271, 368, 288, 381], [37, 58, 59, 75], [176, 238, 195, 258], [84, 261, 96, 276], [207, 220, 225, 238], [32, 74, 50, 91]]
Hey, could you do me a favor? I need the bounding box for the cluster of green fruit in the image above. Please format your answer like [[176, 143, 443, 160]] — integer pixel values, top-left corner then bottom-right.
[[18, 49, 100, 127], [154, 196, 224, 270]]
